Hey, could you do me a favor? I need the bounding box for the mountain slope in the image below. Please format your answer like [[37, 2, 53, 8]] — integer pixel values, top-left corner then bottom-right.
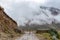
[[19, 6, 60, 30], [0, 6, 20, 34]]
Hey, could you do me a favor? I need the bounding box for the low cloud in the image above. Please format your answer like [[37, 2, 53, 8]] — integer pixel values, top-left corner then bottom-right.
[[0, 0, 60, 26]]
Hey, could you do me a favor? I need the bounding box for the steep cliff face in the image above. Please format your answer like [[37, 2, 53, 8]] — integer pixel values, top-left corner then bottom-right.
[[0, 6, 18, 34]]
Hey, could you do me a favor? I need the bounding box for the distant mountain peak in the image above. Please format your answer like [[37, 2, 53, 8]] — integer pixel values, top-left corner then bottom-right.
[[40, 6, 60, 16]]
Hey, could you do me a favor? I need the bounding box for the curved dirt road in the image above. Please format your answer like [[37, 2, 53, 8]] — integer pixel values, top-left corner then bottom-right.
[[15, 32, 39, 40]]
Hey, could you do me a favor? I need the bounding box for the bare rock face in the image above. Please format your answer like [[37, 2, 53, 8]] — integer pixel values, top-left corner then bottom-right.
[[0, 6, 18, 34]]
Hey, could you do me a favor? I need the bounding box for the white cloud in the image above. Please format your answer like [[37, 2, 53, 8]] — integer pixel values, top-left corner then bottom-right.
[[0, 0, 60, 26]]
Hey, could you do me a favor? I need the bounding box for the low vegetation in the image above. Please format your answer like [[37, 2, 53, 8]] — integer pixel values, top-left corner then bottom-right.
[[36, 29, 60, 40]]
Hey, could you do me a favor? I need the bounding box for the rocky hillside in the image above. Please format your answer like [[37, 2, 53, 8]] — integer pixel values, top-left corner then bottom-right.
[[0, 6, 21, 34], [0, 6, 22, 40]]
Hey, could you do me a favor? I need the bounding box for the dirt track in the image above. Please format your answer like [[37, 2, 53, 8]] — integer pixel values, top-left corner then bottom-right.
[[15, 32, 39, 40]]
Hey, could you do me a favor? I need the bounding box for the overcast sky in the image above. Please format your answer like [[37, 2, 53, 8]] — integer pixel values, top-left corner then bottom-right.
[[0, 0, 60, 26]]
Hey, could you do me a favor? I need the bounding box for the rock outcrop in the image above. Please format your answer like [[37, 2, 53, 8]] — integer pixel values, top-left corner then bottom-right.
[[0, 6, 18, 34]]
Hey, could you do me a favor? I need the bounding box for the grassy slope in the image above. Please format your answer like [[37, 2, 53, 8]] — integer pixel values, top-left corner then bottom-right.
[[36, 32, 60, 40]]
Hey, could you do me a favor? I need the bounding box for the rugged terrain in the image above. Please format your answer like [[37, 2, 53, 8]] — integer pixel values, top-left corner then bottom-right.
[[0, 6, 21, 40], [0, 6, 60, 40]]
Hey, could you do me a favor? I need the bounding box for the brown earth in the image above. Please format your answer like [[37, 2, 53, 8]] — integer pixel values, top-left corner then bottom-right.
[[0, 6, 21, 40]]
